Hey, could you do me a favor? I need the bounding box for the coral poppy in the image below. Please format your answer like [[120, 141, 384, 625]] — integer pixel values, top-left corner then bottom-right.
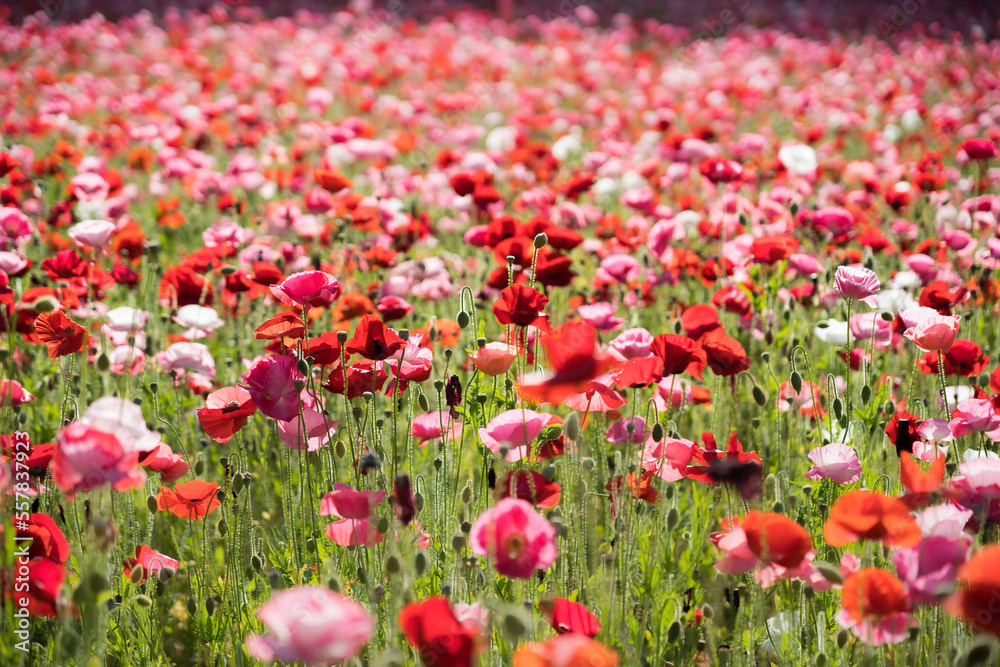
[[945, 545, 1000, 635], [18, 513, 70, 563], [824, 490, 921, 548], [34, 310, 91, 359], [518, 321, 618, 404], [513, 635, 619, 667], [197, 386, 257, 443], [837, 568, 911, 645], [741, 510, 813, 569], [156, 480, 221, 519]]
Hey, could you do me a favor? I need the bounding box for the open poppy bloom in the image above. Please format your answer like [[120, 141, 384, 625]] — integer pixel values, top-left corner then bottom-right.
[[540, 597, 601, 637], [700, 331, 751, 376], [651, 333, 707, 378], [836, 568, 912, 645], [518, 321, 618, 404], [685, 432, 762, 499], [479, 409, 553, 462], [470, 497, 557, 579], [492, 283, 550, 331], [945, 545, 1000, 635], [18, 513, 70, 563], [742, 510, 813, 569], [824, 490, 921, 548], [321, 484, 387, 547], [156, 480, 221, 519], [345, 314, 404, 361], [34, 310, 91, 359], [399, 596, 481, 667], [270, 270, 341, 311], [253, 313, 305, 343], [899, 452, 945, 509], [494, 469, 561, 508], [241, 355, 304, 422], [197, 386, 258, 443]]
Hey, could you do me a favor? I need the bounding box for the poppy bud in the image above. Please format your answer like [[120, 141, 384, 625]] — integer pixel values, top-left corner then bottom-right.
[[533, 232, 548, 249], [832, 397, 843, 419], [96, 352, 110, 372], [251, 555, 262, 571], [415, 491, 425, 512], [503, 613, 526, 639], [667, 620, 681, 643], [884, 400, 895, 416], [564, 412, 581, 441], [376, 517, 390, 534], [296, 358, 309, 375], [667, 508, 679, 531], [960, 639, 994, 665], [372, 585, 385, 604], [790, 371, 802, 393], [752, 386, 767, 406], [451, 534, 466, 551], [457, 310, 471, 329], [414, 552, 427, 576], [158, 567, 175, 583], [130, 565, 145, 584], [861, 385, 871, 404], [417, 394, 429, 412], [293, 379, 304, 391], [336, 330, 348, 343], [652, 423, 663, 442], [461, 484, 472, 504], [327, 577, 341, 592], [136, 594, 153, 607], [146, 495, 158, 513], [398, 329, 410, 342], [268, 570, 282, 590], [186, 598, 198, 617], [217, 518, 227, 537], [836, 629, 849, 648]]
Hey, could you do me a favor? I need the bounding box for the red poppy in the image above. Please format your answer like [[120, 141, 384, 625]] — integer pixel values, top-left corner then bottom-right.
[[34, 310, 91, 359], [493, 284, 550, 330], [701, 332, 751, 376], [322, 361, 389, 399], [919, 281, 968, 315], [399, 597, 476, 667], [741, 510, 812, 569], [305, 331, 343, 365], [605, 471, 659, 518], [18, 513, 70, 563], [885, 411, 921, 455], [345, 314, 404, 361], [945, 545, 1000, 635], [960, 138, 998, 161], [651, 334, 707, 378], [685, 432, 762, 499], [197, 386, 258, 443], [841, 568, 909, 624], [919, 340, 989, 377], [494, 469, 561, 508], [542, 598, 601, 637], [533, 250, 577, 288], [613, 356, 663, 389], [13, 558, 66, 617], [40, 249, 89, 281], [680, 304, 722, 340], [160, 264, 212, 307], [155, 480, 221, 520], [750, 234, 799, 265], [518, 321, 617, 404], [254, 313, 305, 343], [314, 169, 353, 193], [824, 490, 921, 548]]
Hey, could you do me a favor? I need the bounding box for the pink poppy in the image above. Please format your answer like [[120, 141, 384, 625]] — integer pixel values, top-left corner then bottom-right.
[[270, 270, 342, 310], [562, 373, 627, 412], [805, 443, 863, 484], [410, 411, 462, 446], [138, 442, 189, 484], [608, 328, 654, 362], [245, 586, 373, 665], [605, 417, 646, 445], [276, 408, 339, 451], [834, 266, 881, 307], [241, 355, 305, 422], [471, 342, 517, 376], [320, 484, 386, 520], [383, 336, 434, 382], [948, 399, 1000, 441], [576, 302, 624, 332], [893, 536, 970, 605], [479, 409, 553, 462], [849, 313, 893, 348], [639, 436, 695, 482], [125, 545, 180, 582], [915, 503, 973, 539], [154, 342, 216, 379], [51, 422, 145, 500], [470, 498, 557, 579], [904, 314, 961, 352], [68, 219, 116, 249], [0, 379, 34, 407], [596, 254, 641, 284]]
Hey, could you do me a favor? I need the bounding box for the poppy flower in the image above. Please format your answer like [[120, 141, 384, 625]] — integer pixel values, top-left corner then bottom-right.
[[492, 284, 550, 330], [945, 545, 1000, 635], [885, 412, 921, 455], [518, 321, 618, 404], [541, 598, 601, 637], [124, 545, 179, 582], [651, 334, 707, 378], [322, 360, 389, 399], [270, 270, 341, 310], [494, 469, 561, 508], [34, 310, 91, 359], [613, 356, 663, 389], [241, 355, 304, 422], [699, 157, 743, 183], [605, 471, 660, 518], [701, 332, 751, 376], [245, 586, 373, 665], [824, 490, 921, 548], [471, 342, 518, 376], [345, 314, 404, 361], [400, 597, 479, 667], [513, 635, 619, 667], [314, 169, 354, 193], [160, 264, 212, 307], [470, 498, 557, 579], [51, 422, 145, 500], [834, 266, 881, 307], [14, 557, 66, 618], [40, 249, 89, 281], [18, 513, 70, 563], [918, 281, 967, 315], [805, 443, 862, 485], [156, 480, 221, 519], [680, 304, 722, 340], [254, 313, 305, 343], [429, 318, 462, 347], [960, 138, 998, 161], [137, 442, 189, 485], [750, 234, 799, 265], [741, 510, 813, 569], [685, 432, 762, 499], [837, 568, 911, 645]]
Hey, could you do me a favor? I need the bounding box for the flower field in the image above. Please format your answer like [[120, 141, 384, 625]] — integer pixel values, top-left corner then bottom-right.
[[3, 2, 1000, 666]]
